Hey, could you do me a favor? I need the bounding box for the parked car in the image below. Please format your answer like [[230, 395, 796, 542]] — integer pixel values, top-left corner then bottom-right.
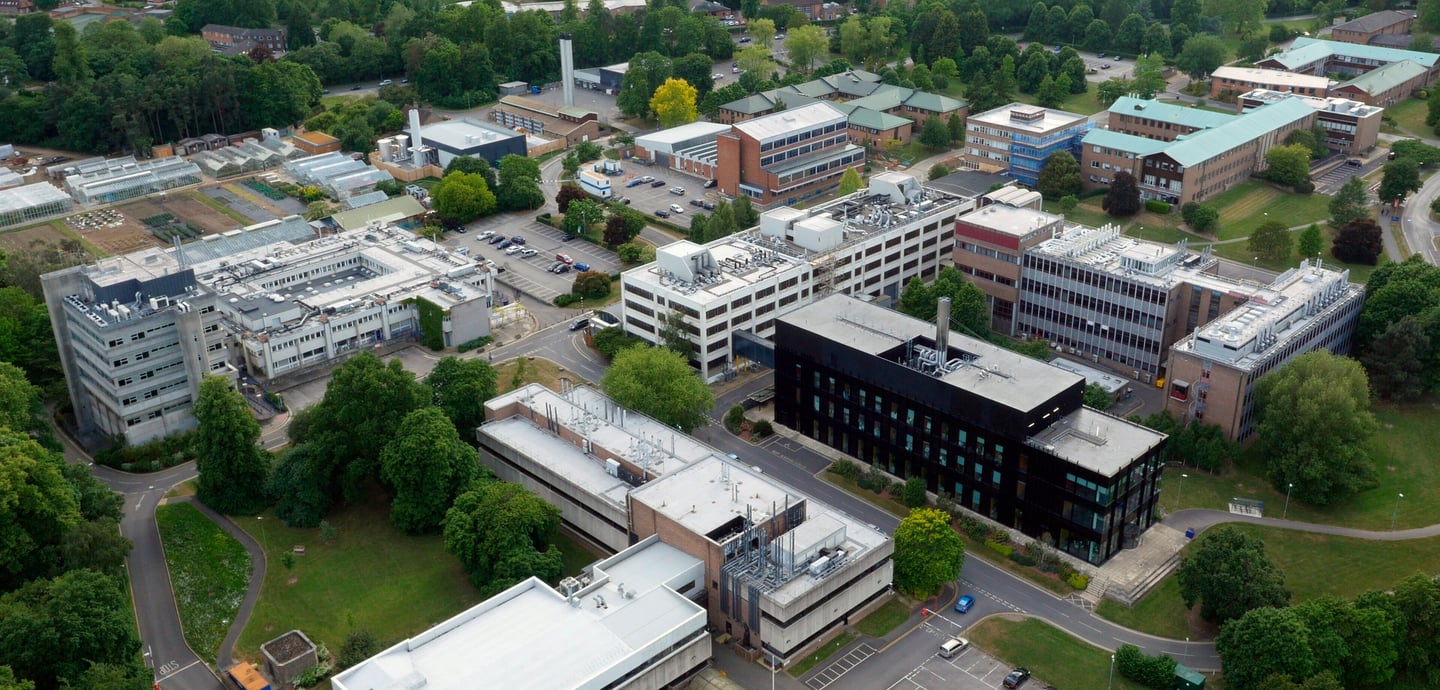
[[379, 79, 393, 86], [548, 261, 564, 271], [497, 239, 512, 249], [1101, 63, 1111, 69], [937, 636, 969, 659], [510, 235, 526, 244], [669, 203, 685, 214], [690, 199, 704, 207], [488, 234, 507, 244], [504, 245, 523, 255], [455, 246, 470, 255], [655, 209, 671, 218], [400, 78, 409, 84], [775, 33, 786, 39], [477, 230, 495, 239], [562, 234, 577, 242], [553, 263, 571, 274], [1097, 52, 1105, 58], [1003, 668, 1031, 689], [616, 196, 631, 205], [733, 67, 742, 73], [556, 253, 574, 264], [574, 262, 590, 272], [738, 36, 752, 43], [669, 186, 685, 195], [712, 73, 725, 80], [955, 594, 975, 613], [650, 179, 667, 187], [701, 200, 716, 210], [640, 175, 655, 183], [626, 178, 647, 187], [703, 179, 718, 188], [519, 248, 538, 258]]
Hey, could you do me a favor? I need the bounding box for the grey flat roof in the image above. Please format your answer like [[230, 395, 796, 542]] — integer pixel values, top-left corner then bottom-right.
[[778, 294, 1082, 412], [957, 204, 1061, 238], [630, 456, 800, 536], [422, 118, 523, 152], [1029, 406, 1166, 477]]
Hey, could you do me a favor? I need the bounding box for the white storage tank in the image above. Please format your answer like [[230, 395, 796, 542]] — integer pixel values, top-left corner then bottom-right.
[[378, 138, 394, 162]]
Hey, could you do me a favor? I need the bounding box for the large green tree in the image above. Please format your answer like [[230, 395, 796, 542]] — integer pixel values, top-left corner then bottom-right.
[[1177, 525, 1290, 624], [431, 171, 498, 224], [1296, 223, 1323, 259], [1329, 175, 1367, 228], [1254, 351, 1378, 506], [1264, 144, 1311, 188], [426, 356, 498, 434], [496, 154, 546, 211], [380, 407, 484, 534], [1216, 606, 1316, 689], [896, 267, 990, 339], [193, 376, 269, 515], [893, 508, 965, 597], [601, 346, 714, 432], [1332, 218, 1383, 266], [443, 481, 563, 595], [787, 25, 829, 72], [1379, 159, 1421, 205], [1037, 150, 1082, 200], [1248, 219, 1293, 262], [0, 570, 141, 689], [1102, 171, 1142, 217], [1360, 316, 1431, 401], [1202, 0, 1264, 34], [0, 429, 82, 588], [1175, 34, 1226, 79], [1392, 573, 1440, 684]]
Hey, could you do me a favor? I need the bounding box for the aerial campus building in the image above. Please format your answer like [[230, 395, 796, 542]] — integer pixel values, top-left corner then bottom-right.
[[0, 182, 73, 228], [43, 216, 496, 444], [338, 382, 894, 687], [715, 101, 866, 208], [774, 294, 1167, 565], [59, 156, 203, 205], [620, 171, 981, 381]]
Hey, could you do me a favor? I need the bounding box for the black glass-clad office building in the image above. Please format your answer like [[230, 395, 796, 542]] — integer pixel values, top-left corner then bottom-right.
[[774, 294, 1168, 564]]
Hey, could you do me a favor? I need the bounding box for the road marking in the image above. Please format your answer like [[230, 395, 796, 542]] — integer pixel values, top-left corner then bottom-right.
[[805, 643, 877, 690], [155, 660, 199, 683], [134, 495, 147, 512]]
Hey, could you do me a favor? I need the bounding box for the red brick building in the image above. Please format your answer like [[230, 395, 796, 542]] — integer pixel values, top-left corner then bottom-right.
[[715, 102, 865, 208]]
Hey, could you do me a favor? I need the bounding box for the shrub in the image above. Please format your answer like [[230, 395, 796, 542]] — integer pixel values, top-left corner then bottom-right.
[[985, 540, 1014, 558], [1116, 643, 1177, 689], [958, 514, 990, 541], [901, 476, 927, 508], [1294, 180, 1315, 194], [1058, 194, 1078, 212], [1067, 572, 1090, 590], [829, 459, 861, 480], [752, 419, 774, 437], [553, 293, 579, 307], [1009, 551, 1037, 566], [456, 335, 494, 353], [887, 480, 906, 498], [858, 465, 890, 493], [294, 663, 332, 688], [337, 630, 379, 671], [1144, 199, 1171, 214], [724, 404, 746, 434]]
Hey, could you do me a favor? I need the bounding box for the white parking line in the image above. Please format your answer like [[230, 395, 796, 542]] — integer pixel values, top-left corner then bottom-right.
[[805, 644, 877, 690]]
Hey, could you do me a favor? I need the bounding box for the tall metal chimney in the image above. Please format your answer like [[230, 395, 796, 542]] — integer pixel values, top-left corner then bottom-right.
[[559, 33, 575, 107], [408, 108, 424, 159], [935, 297, 951, 360]]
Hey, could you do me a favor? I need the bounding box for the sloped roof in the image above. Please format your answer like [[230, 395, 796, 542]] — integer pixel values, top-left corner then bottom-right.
[[1270, 37, 1440, 70], [1335, 58, 1429, 96], [845, 107, 913, 131], [900, 90, 967, 113], [1331, 9, 1412, 34], [1082, 129, 1171, 156], [721, 93, 779, 114], [1160, 97, 1315, 167], [330, 195, 428, 232], [1108, 96, 1237, 130]]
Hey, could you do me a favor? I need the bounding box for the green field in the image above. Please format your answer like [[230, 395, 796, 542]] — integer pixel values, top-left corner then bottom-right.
[[1165, 403, 1438, 531], [855, 598, 911, 638], [1384, 97, 1430, 139], [967, 617, 1222, 690], [156, 502, 251, 664]]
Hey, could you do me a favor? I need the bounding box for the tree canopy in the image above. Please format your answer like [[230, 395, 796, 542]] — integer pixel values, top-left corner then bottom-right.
[[1175, 34, 1226, 79], [496, 154, 546, 212], [0, 570, 141, 689], [380, 407, 484, 534], [896, 267, 990, 340], [431, 171, 498, 224], [193, 376, 269, 515], [1248, 219, 1293, 262], [1254, 351, 1377, 506], [1216, 606, 1316, 689], [601, 346, 714, 432], [1177, 525, 1290, 624], [1332, 218, 1383, 266], [893, 508, 965, 597], [443, 480, 563, 596], [1102, 171, 1142, 217], [426, 356, 498, 434], [1328, 175, 1367, 228], [649, 77, 698, 128], [1264, 144, 1311, 188], [1037, 151, 1081, 200], [1379, 159, 1420, 205]]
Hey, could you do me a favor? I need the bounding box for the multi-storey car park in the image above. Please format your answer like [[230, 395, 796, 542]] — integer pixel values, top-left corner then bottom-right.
[[619, 171, 981, 381], [43, 215, 496, 444]]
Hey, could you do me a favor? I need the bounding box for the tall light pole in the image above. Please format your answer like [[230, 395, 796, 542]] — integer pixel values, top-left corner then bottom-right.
[[257, 516, 269, 553], [1108, 653, 1116, 690], [1392, 493, 1405, 530], [770, 652, 782, 690], [1175, 473, 1188, 512], [1282, 482, 1293, 520]]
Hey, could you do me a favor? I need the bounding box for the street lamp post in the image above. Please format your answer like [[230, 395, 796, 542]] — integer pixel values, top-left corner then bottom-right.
[[257, 516, 269, 552], [1175, 473, 1188, 512], [1282, 482, 1293, 520], [1108, 653, 1116, 690], [770, 652, 782, 690], [1392, 493, 1405, 530]]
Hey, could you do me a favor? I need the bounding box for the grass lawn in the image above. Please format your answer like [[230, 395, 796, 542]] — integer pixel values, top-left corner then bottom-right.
[[787, 632, 855, 677], [1012, 88, 1105, 116], [553, 528, 606, 576], [818, 469, 911, 518], [494, 357, 590, 395], [966, 617, 1204, 690], [1041, 198, 1114, 228], [156, 502, 251, 664], [1384, 98, 1430, 139], [1164, 403, 1439, 531], [233, 496, 483, 663], [855, 598, 911, 638], [1095, 576, 1205, 641], [1205, 182, 1330, 241]]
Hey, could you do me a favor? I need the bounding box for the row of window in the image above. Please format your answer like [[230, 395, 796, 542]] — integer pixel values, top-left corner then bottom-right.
[[757, 121, 845, 152], [774, 150, 863, 188], [1023, 258, 1172, 306], [124, 397, 191, 427], [759, 134, 848, 167]]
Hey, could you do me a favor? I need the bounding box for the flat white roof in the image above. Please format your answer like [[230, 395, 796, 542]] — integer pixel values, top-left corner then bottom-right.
[[631, 456, 800, 536], [967, 102, 1088, 134], [635, 122, 732, 148], [421, 118, 522, 151], [957, 204, 1061, 238], [732, 102, 847, 142], [1211, 65, 1332, 90]]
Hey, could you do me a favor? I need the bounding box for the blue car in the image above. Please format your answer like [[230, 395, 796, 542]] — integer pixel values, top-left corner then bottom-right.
[[574, 262, 590, 272], [955, 595, 975, 613]]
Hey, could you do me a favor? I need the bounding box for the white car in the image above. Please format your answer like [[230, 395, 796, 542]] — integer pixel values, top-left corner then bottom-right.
[[640, 175, 655, 183], [504, 245, 523, 255], [519, 248, 538, 258], [669, 203, 685, 214], [712, 72, 724, 80], [476, 230, 495, 239]]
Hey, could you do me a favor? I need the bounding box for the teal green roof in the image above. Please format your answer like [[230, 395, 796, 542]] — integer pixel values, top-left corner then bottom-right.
[[722, 94, 778, 114], [1159, 97, 1316, 167], [1271, 37, 1439, 70], [1337, 59, 1429, 96], [901, 91, 966, 114], [1108, 97, 1236, 130], [1082, 129, 1170, 156], [845, 107, 912, 131]]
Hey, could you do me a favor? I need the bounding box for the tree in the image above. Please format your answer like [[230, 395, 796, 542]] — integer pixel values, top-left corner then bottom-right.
[[1202, 0, 1264, 34], [1265, 144, 1311, 188], [1379, 159, 1420, 205], [838, 167, 864, 195], [1255, 350, 1378, 505], [735, 45, 777, 79], [380, 407, 482, 534], [0, 429, 81, 588], [0, 570, 140, 689], [604, 215, 631, 247], [443, 481, 562, 595], [445, 157, 497, 190], [601, 346, 714, 432], [1423, 0, 1440, 33], [572, 270, 611, 299], [1102, 171, 1142, 217], [555, 184, 588, 214], [1116, 644, 1179, 689], [1083, 383, 1114, 410], [1297, 223, 1323, 259], [431, 171, 497, 224], [1142, 22, 1173, 57], [1036, 74, 1066, 108], [750, 17, 776, 48], [656, 310, 694, 358], [1294, 595, 1400, 688], [1083, 19, 1112, 52], [1216, 607, 1317, 690], [497, 154, 545, 211], [947, 112, 965, 143], [786, 25, 828, 72], [426, 356, 498, 434], [1248, 219, 1293, 262], [1175, 34, 1226, 79], [1181, 202, 1219, 233], [1172, 0, 1201, 30], [1361, 316, 1431, 401], [337, 630, 380, 671], [893, 508, 965, 597], [1328, 175, 1367, 228], [193, 376, 269, 515], [919, 115, 950, 149], [1037, 151, 1082, 200], [1332, 218, 1383, 266], [565, 199, 605, 235], [929, 164, 952, 181], [1114, 14, 1147, 54], [649, 77, 698, 128], [706, 201, 738, 239], [1390, 139, 1440, 167], [287, 6, 315, 51], [902, 476, 927, 508], [0, 667, 32, 690], [1391, 573, 1440, 684], [1177, 525, 1290, 624]]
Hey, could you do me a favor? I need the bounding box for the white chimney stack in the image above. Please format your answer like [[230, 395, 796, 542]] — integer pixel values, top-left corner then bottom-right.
[[408, 108, 424, 159], [935, 297, 951, 360], [559, 33, 575, 107]]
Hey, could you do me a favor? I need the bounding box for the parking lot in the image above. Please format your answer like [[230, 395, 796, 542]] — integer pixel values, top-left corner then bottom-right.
[[463, 217, 623, 303], [613, 169, 727, 219], [882, 623, 1052, 690]]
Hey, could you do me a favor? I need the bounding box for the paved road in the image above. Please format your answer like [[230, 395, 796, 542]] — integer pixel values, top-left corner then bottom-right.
[[1400, 169, 1440, 264]]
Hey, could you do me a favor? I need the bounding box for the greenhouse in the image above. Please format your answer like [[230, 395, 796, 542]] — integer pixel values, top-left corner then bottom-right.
[[64, 156, 202, 205], [0, 182, 73, 228]]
